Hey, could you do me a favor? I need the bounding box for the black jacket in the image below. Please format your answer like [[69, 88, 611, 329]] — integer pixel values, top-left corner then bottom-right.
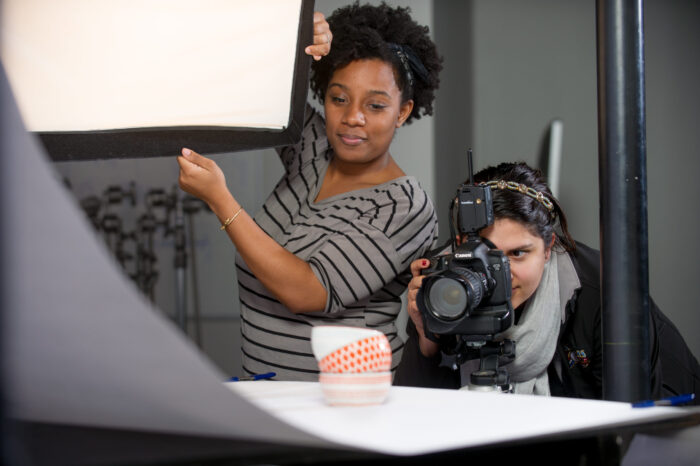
[[394, 242, 700, 403]]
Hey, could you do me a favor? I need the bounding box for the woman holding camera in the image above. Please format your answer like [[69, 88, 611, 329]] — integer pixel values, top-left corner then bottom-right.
[[394, 162, 699, 401], [178, 3, 442, 380]]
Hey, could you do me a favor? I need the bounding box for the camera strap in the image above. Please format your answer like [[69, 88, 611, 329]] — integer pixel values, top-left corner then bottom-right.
[[424, 239, 453, 258]]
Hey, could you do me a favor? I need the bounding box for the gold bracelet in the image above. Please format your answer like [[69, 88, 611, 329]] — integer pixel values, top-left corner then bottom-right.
[[220, 207, 243, 231]]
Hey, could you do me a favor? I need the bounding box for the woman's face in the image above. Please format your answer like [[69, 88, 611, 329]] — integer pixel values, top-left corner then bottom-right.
[[479, 218, 553, 310], [324, 58, 413, 167]]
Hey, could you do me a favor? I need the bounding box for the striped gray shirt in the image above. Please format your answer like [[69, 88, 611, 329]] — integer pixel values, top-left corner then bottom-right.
[[235, 106, 438, 381]]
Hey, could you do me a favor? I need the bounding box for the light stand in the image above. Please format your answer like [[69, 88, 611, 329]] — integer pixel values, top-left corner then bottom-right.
[[183, 196, 207, 348], [135, 211, 158, 302], [172, 186, 187, 333]]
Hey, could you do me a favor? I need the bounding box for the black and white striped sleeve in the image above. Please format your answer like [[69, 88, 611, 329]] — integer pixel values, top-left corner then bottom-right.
[[308, 182, 438, 314]]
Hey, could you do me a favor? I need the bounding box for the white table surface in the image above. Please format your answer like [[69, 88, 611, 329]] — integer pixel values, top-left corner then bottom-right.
[[226, 380, 697, 456]]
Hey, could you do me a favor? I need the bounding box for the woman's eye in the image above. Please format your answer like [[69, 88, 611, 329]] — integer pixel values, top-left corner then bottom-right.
[[510, 250, 526, 258], [330, 96, 346, 104], [369, 103, 386, 110]]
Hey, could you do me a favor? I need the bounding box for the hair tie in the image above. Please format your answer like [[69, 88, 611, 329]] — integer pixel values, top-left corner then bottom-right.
[[388, 43, 429, 88]]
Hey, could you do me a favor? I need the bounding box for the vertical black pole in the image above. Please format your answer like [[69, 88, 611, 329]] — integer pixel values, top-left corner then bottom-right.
[[596, 0, 650, 402]]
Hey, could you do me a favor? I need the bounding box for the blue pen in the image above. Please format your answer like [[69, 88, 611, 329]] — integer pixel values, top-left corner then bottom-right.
[[228, 372, 276, 382], [632, 393, 695, 408]]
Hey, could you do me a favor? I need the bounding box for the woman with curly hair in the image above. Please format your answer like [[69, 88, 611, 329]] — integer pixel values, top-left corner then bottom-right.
[[178, 3, 443, 380]]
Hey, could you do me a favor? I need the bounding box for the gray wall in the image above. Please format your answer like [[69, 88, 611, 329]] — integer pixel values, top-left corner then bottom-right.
[[54, 0, 699, 377], [644, 0, 700, 358]]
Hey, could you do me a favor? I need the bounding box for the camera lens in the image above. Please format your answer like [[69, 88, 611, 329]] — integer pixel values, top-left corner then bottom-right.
[[427, 277, 468, 320], [424, 268, 486, 321]]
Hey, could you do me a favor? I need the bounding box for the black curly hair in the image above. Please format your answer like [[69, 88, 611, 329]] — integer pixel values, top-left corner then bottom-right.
[[310, 1, 442, 125], [473, 162, 576, 253]]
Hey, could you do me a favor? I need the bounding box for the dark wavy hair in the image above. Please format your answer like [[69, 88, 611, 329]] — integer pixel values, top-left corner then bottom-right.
[[473, 162, 576, 253], [310, 1, 442, 125]]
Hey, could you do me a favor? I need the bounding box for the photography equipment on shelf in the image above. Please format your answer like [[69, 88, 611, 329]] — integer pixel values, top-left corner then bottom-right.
[[100, 183, 137, 272], [73, 181, 210, 342], [417, 150, 515, 392], [135, 210, 159, 302], [80, 195, 102, 230]]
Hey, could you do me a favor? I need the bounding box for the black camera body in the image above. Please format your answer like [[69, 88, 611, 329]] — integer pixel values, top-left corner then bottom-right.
[[417, 170, 514, 343], [418, 238, 512, 339]]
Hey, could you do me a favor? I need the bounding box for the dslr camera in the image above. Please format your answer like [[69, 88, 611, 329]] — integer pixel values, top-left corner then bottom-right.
[[417, 182, 513, 340], [416, 151, 515, 391]]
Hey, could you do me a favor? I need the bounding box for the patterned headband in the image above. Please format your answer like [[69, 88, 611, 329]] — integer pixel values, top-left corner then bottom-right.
[[481, 180, 555, 217]]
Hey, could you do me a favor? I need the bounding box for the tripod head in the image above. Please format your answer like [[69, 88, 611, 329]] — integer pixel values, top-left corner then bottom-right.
[[462, 338, 514, 392], [440, 335, 515, 392]]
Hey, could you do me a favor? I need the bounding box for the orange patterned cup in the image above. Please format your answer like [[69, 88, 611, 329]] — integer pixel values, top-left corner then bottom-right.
[[318, 334, 392, 373], [311, 326, 393, 406]]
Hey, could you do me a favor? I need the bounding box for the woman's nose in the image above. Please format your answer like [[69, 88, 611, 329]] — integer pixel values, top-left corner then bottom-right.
[[343, 106, 365, 126]]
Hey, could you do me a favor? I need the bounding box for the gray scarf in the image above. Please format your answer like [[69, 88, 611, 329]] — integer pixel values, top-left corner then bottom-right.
[[460, 250, 580, 395]]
